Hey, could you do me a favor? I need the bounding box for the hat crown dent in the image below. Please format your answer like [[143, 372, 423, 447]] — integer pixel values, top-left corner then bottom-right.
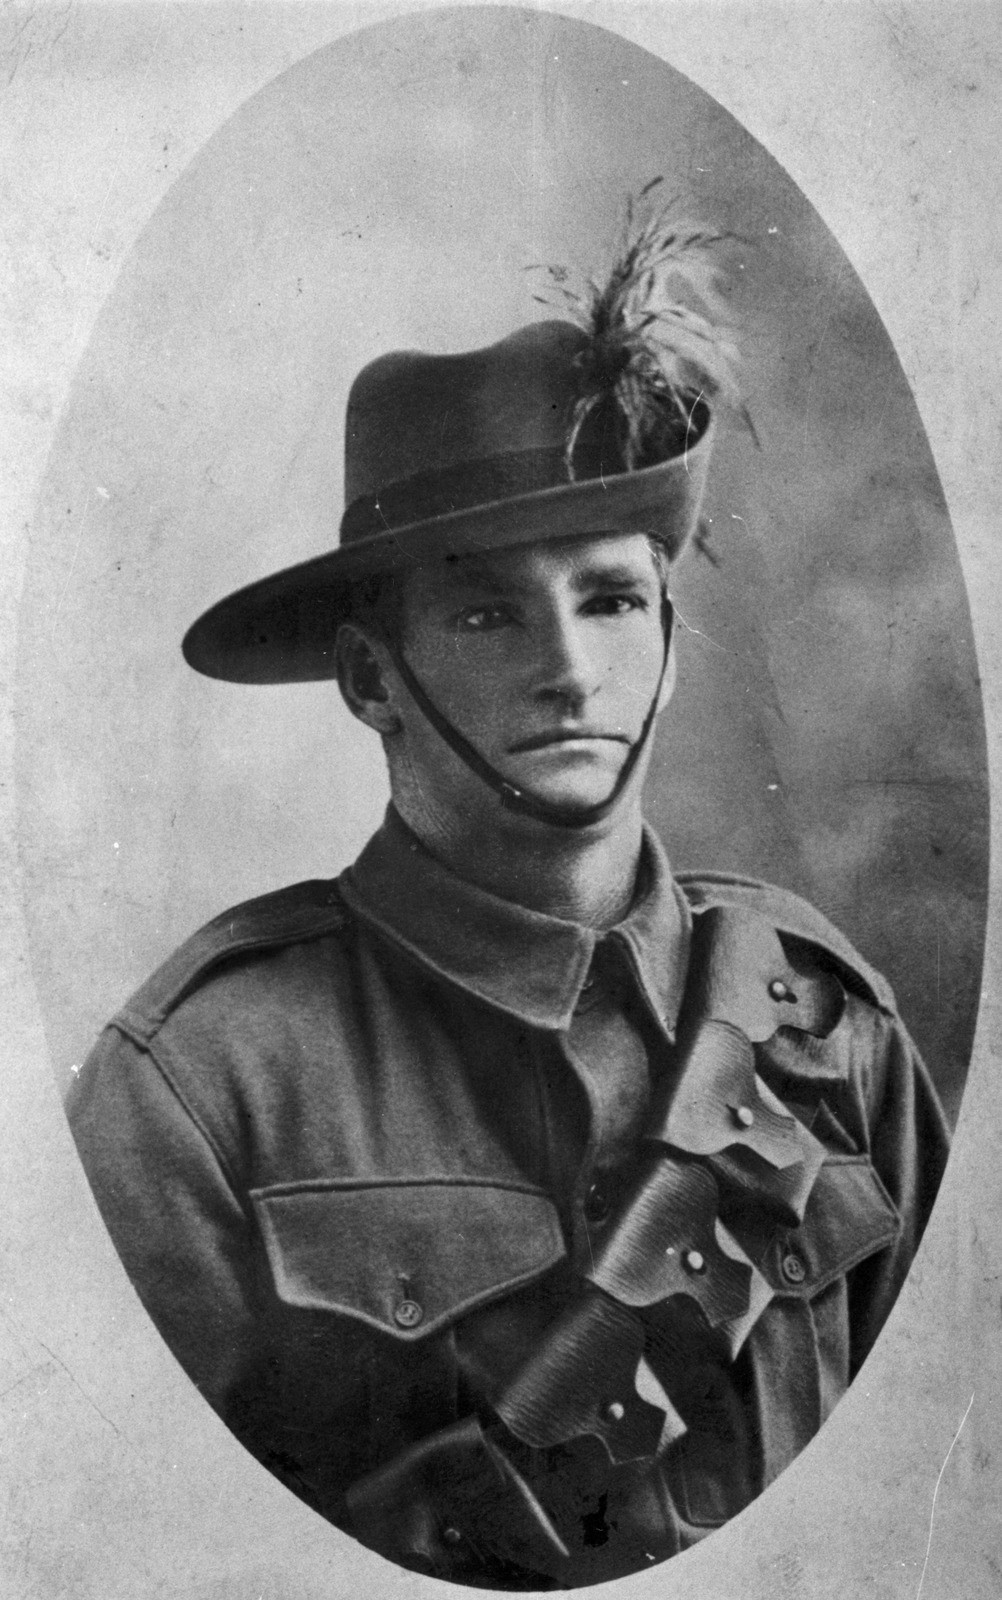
[[343, 320, 589, 506]]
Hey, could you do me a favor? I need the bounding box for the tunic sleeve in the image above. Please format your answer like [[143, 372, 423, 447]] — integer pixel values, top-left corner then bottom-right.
[[66, 1022, 265, 1413], [847, 1007, 952, 1375]]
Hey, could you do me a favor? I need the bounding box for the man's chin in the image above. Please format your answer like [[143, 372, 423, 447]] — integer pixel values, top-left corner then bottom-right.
[[499, 765, 628, 817]]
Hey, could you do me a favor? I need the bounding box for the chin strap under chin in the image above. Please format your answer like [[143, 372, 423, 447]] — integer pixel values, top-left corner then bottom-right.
[[386, 596, 674, 830]]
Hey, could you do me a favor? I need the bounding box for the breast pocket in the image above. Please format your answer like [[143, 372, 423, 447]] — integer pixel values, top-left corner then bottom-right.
[[756, 1154, 901, 1300], [250, 1177, 567, 1340], [670, 1154, 902, 1531]]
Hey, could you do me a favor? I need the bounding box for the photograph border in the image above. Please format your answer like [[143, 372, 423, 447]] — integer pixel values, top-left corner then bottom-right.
[[1, 4, 999, 1596]]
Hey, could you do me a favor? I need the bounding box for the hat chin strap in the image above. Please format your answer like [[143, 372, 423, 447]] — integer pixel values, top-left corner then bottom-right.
[[386, 597, 674, 830]]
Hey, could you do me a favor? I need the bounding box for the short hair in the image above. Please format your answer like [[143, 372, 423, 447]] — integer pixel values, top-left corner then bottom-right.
[[341, 569, 407, 647], [342, 534, 673, 648]]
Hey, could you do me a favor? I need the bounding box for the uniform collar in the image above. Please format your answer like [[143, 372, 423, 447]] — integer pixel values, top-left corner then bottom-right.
[[340, 807, 691, 1036]]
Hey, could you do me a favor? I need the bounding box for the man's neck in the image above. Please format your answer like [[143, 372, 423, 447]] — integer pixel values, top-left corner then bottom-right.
[[390, 795, 646, 930]]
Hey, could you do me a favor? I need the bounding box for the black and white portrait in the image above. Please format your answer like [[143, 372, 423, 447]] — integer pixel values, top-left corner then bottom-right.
[[3, 5, 1000, 1596]]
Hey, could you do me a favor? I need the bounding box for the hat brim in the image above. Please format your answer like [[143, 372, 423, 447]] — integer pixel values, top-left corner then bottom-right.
[[182, 425, 714, 684]]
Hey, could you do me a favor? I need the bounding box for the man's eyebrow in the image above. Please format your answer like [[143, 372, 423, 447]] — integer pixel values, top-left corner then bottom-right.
[[423, 554, 659, 597], [434, 560, 518, 595], [571, 561, 659, 591]]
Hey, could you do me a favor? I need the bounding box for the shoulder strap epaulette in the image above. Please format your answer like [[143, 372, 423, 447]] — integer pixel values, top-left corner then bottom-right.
[[114, 877, 350, 1043], [675, 869, 896, 1014]]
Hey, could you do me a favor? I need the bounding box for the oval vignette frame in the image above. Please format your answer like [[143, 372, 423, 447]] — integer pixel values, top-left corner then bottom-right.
[[4, 5, 999, 1598]]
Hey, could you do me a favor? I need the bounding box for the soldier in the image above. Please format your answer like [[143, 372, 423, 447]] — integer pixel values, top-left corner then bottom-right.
[[67, 205, 948, 1589]]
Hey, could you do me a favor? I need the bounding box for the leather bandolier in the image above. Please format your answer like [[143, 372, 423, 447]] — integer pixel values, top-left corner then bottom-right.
[[346, 904, 846, 1582]]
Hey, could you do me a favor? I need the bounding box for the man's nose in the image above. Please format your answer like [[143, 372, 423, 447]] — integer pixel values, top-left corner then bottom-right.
[[531, 610, 602, 703]]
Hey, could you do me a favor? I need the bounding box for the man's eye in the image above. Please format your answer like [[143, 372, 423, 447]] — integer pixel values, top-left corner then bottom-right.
[[456, 605, 511, 632], [584, 593, 647, 617]]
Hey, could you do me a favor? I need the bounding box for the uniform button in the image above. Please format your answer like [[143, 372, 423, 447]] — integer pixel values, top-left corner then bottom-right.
[[732, 1104, 755, 1129], [683, 1249, 706, 1275], [584, 1184, 611, 1224], [781, 1252, 807, 1285], [394, 1298, 424, 1328], [768, 979, 796, 1003], [603, 1400, 626, 1423], [442, 1526, 462, 1546]]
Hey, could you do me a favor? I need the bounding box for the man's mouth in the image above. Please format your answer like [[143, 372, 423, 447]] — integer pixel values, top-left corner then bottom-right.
[[508, 729, 631, 754]]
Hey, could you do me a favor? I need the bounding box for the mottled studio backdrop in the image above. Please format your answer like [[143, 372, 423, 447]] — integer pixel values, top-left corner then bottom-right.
[[16, 6, 987, 1124]]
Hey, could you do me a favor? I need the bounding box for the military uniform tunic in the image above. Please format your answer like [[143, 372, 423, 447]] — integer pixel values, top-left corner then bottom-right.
[[68, 807, 949, 1589]]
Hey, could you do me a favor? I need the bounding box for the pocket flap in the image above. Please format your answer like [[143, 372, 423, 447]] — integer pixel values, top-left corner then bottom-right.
[[757, 1157, 901, 1298], [251, 1178, 566, 1340]]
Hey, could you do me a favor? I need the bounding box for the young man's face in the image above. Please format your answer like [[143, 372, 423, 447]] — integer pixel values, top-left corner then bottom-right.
[[390, 531, 672, 821]]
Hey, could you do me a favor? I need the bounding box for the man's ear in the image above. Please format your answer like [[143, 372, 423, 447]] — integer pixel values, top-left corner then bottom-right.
[[656, 638, 677, 715], [334, 623, 403, 735]]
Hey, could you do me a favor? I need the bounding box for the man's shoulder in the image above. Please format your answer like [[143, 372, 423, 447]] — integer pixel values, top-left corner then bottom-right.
[[113, 877, 352, 1047], [675, 868, 897, 1015]]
